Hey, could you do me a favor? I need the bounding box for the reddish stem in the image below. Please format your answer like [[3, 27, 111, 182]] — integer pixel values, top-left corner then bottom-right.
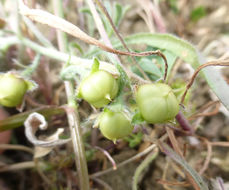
[[175, 111, 194, 135]]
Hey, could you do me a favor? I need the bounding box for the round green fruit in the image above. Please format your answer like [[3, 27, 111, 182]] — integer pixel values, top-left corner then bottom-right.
[[0, 73, 28, 107], [79, 70, 118, 108], [136, 83, 179, 124], [99, 110, 133, 141]]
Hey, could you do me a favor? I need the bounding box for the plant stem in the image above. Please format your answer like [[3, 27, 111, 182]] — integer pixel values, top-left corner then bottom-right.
[[53, 0, 90, 189], [132, 148, 158, 190], [0, 106, 64, 132], [0, 36, 120, 75], [176, 111, 194, 134]]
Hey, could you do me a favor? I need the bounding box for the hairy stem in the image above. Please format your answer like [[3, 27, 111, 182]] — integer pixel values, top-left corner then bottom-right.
[[132, 148, 158, 190], [53, 0, 90, 189]]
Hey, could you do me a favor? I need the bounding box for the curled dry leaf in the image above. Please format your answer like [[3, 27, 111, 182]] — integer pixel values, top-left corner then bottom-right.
[[24, 112, 70, 148]]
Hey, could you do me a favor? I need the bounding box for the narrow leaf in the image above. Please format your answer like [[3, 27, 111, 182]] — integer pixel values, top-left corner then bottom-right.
[[0, 106, 64, 132], [160, 142, 209, 190], [91, 57, 100, 73]]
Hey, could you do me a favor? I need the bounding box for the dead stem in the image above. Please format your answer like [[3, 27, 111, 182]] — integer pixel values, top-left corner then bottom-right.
[[164, 128, 201, 190], [161, 160, 175, 190], [181, 60, 229, 104], [188, 100, 220, 120], [94, 146, 117, 170], [0, 144, 34, 154], [210, 141, 229, 147], [0, 161, 37, 172], [157, 179, 190, 187], [90, 177, 113, 190], [198, 138, 212, 175], [19, 0, 167, 67], [90, 134, 167, 178], [166, 127, 183, 157]]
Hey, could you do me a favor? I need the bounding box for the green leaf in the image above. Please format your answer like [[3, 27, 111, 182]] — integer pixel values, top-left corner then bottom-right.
[[91, 57, 100, 73], [124, 132, 143, 148], [114, 3, 130, 27], [132, 49, 177, 81], [132, 58, 162, 80], [171, 80, 191, 104], [115, 63, 131, 95], [68, 41, 84, 55], [79, 8, 92, 15], [160, 142, 209, 190], [114, 3, 122, 26], [191, 6, 207, 22], [132, 110, 145, 125], [25, 79, 38, 91], [168, 0, 179, 14], [21, 54, 41, 78], [113, 33, 199, 69]]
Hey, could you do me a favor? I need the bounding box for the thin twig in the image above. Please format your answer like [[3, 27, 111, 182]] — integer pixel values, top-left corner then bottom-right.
[[188, 101, 220, 120], [0, 161, 40, 172], [166, 127, 183, 157], [90, 176, 113, 190], [0, 144, 34, 154], [19, 1, 168, 63], [181, 60, 229, 104], [157, 179, 190, 187], [163, 129, 201, 190], [90, 134, 167, 178], [198, 138, 212, 175], [94, 0, 151, 81], [210, 141, 229, 147], [94, 146, 117, 170], [161, 160, 175, 190]]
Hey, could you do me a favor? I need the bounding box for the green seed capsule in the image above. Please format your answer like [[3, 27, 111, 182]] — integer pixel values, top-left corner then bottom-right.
[[79, 70, 119, 108], [136, 83, 179, 124], [99, 110, 133, 141], [0, 73, 28, 107]]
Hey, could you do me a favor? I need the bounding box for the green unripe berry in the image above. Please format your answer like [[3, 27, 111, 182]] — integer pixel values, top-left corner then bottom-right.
[[99, 110, 133, 141], [136, 83, 179, 124], [0, 73, 28, 107], [79, 70, 119, 108]]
